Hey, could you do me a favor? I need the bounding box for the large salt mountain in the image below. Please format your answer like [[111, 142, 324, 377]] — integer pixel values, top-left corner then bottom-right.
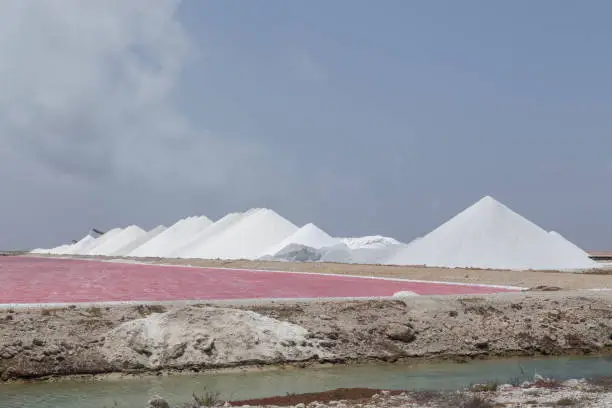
[[387, 196, 597, 271]]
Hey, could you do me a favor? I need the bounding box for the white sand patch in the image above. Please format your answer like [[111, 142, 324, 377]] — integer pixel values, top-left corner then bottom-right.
[[393, 291, 419, 297]]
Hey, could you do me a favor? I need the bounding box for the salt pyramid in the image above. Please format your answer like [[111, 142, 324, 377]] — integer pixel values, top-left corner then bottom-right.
[[170, 212, 245, 258], [86, 225, 147, 256], [387, 196, 597, 271], [48, 243, 74, 255], [189, 208, 298, 260], [154, 216, 214, 257], [78, 227, 123, 255], [111, 225, 166, 256], [65, 234, 98, 255], [262, 223, 339, 257], [549, 231, 596, 266], [128, 216, 211, 257]]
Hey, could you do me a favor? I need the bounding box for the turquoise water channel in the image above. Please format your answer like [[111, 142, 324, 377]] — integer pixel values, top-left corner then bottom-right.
[[2, 356, 612, 408]]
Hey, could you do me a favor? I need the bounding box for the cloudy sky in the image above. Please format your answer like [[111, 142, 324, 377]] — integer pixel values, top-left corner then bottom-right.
[[2, 0, 611, 250]]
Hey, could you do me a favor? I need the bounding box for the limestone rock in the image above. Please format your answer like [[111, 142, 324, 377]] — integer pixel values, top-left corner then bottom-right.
[[101, 307, 325, 369]]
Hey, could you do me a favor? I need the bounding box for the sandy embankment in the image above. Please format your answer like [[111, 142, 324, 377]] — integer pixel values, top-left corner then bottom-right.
[[164, 379, 612, 408], [2, 291, 612, 381]]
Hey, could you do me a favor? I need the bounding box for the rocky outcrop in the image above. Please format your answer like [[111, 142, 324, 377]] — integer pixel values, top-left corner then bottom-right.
[[101, 307, 326, 370]]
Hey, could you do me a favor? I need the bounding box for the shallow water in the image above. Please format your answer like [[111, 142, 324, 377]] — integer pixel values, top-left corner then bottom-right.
[[2, 356, 612, 408]]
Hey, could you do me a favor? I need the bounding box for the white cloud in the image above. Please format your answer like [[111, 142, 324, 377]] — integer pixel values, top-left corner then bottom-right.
[[0, 0, 262, 188]]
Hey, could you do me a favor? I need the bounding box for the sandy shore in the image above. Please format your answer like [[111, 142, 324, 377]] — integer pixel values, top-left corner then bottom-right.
[[2, 291, 612, 382]]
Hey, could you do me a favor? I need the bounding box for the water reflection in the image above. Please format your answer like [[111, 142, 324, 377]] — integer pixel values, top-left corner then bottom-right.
[[1, 356, 612, 408]]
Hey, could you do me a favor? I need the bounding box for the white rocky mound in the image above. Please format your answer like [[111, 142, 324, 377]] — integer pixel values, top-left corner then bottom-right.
[[101, 307, 323, 369], [262, 223, 339, 257], [170, 212, 245, 258], [387, 196, 597, 271], [187, 208, 298, 260], [111, 225, 166, 256]]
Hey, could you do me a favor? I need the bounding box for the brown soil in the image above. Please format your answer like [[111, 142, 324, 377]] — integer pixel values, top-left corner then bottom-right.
[[231, 388, 402, 406]]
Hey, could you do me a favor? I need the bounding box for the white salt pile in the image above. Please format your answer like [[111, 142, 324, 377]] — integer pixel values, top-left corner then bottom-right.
[[341, 235, 403, 249], [48, 243, 74, 255], [262, 223, 340, 257], [86, 225, 147, 256], [64, 234, 98, 255], [386, 195, 597, 271], [154, 216, 213, 257], [188, 208, 298, 260], [73, 227, 123, 255], [170, 212, 245, 258], [128, 216, 211, 258], [549, 231, 597, 269], [110, 225, 166, 256], [33, 197, 598, 271]]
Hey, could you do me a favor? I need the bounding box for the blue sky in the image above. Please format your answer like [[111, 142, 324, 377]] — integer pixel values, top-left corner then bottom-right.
[[0, 1, 610, 249]]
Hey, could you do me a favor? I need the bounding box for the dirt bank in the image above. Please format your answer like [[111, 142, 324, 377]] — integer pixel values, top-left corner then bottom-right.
[[54, 254, 612, 290], [152, 378, 612, 407], [2, 291, 612, 381]]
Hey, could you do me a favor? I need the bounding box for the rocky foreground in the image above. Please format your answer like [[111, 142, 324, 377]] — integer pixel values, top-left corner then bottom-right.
[[148, 378, 612, 408], [2, 291, 612, 380]]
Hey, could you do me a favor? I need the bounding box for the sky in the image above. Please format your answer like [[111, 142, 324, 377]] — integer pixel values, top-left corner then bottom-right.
[[1, 0, 611, 250]]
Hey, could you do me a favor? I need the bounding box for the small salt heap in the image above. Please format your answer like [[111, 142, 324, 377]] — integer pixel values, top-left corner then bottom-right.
[[262, 223, 339, 257]]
